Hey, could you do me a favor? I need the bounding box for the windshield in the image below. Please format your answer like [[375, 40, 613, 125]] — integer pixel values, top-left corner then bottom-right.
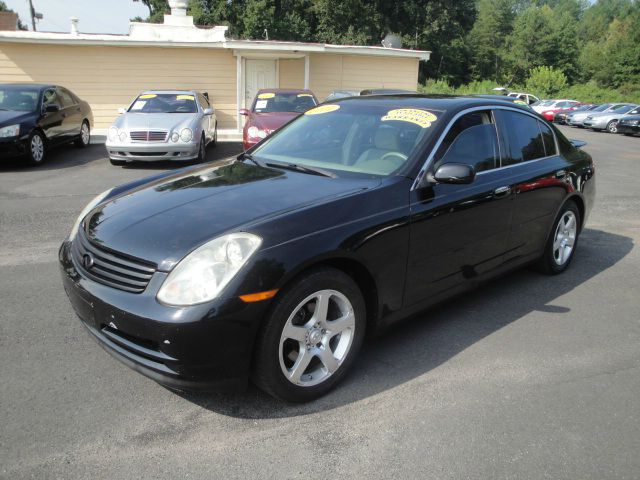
[[252, 103, 440, 177], [593, 104, 611, 112], [253, 92, 317, 113], [128, 93, 198, 113], [0, 87, 39, 112]]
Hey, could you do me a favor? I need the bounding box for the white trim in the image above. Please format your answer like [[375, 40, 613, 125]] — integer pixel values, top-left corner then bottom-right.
[[275, 58, 280, 88], [0, 31, 431, 60], [304, 54, 310, 89], [236, 53, 242, 132]]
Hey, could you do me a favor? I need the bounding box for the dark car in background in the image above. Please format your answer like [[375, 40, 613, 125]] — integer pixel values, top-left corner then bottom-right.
[[0, 83, 93, 165], [60, 95, 595, 402], [617, 114, 640, 136], [240, 89, 318, 150]]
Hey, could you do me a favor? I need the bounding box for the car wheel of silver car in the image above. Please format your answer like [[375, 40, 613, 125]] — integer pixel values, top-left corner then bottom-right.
[[212, 124, 218, 147], [27, 130, 46, 165], [535, 200, 580, 275], [253, 267, 366, 402], [74, 121, 90, 148], [606, 120, 619, 133]]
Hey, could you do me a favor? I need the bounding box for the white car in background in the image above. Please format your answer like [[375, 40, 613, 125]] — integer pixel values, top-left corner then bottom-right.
[[106, 90, 217, 165], [507, 92, 540, 105], [531, 99, 578, 114]]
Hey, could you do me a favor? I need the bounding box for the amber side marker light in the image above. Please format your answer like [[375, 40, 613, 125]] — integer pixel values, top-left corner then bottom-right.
[[239, 289, 279, 303]]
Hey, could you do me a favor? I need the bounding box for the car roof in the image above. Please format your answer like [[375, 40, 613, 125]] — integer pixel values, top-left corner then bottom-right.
[[332, 93, 534, 112], [0, 83, 54, 90]]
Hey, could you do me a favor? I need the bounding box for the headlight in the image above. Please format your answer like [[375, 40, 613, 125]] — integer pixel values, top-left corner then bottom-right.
[[171, 132, 179, 142], [108, 126, 118, 142], [119, 131, 128, 142], [247, 126, 267, 139], [180, 128, 193, 142], [0, 124, 20, 138], [157, 232, 262, 306], [69, 189, 113, 240]]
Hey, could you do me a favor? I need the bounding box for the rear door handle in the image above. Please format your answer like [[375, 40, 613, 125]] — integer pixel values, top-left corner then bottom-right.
[[493, 186, 511, 197]]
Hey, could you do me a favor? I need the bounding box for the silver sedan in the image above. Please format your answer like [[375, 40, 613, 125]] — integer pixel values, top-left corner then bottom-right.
[[583, 104, 640, 133], [106, 90, 217, 164]]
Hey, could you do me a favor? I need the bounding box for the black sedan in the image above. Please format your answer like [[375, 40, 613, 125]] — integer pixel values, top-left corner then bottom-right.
[[617, 115, 640, 136], [59, 95, 595, 401], [0, 83, 93, 165]]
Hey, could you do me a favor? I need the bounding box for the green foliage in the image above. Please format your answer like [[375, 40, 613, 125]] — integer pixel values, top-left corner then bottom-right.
[[525, 66, 568, 97], [556, 81, 640, 103]]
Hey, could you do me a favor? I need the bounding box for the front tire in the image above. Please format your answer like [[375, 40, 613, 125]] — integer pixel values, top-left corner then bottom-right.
[[196, 134, 206, 162], [74, 121, 90, 147], [606, 120, 619, 133], [27, 130, 46, 165], [535, 201, 581, 275], [253, 268, 366, 402]]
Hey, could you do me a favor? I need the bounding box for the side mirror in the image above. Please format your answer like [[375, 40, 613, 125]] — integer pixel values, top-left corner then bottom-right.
[[117, 107, 126, 115], [433, 163, 476, 184], [45, 104, 60, 113], [239, 108, 249, 116], [203, 107, 214, 115]]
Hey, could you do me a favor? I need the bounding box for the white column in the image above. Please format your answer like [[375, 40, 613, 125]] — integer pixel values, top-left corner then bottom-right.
[[304, 54, 310, 90], [236, 54, 242, 132]]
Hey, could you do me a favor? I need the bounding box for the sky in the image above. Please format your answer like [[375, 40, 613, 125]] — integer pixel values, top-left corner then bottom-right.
[[4, 0, 150, 34]]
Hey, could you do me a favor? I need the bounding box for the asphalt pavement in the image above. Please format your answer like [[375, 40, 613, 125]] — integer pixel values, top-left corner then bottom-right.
[[1, 128, 639, 479]]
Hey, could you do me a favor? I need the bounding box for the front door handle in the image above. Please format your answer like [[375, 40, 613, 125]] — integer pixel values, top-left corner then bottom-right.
[[493, 186, 511, 197]]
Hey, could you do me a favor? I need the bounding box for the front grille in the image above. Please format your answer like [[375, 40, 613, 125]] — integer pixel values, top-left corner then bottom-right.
[[129, 130, 168, 142], [72, 231, 157, 293]]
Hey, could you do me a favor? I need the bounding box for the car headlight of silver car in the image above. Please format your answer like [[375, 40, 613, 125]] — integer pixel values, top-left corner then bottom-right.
[[0, 124, 20, 138], [171, 132, 179, 142], [69, 188, 113, 240], [180, 128, 193, 142], [157, 233, 262, 306], [108, 126, 118, 142]]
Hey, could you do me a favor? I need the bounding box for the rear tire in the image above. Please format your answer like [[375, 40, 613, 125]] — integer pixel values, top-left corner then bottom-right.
[[74, 121, 90, 147], [253, 267, 366, 402], [535, 200, 581, 275]]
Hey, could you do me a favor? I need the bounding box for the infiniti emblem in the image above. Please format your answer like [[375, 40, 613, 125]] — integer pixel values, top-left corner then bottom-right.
[[82, 253, 94, 269]]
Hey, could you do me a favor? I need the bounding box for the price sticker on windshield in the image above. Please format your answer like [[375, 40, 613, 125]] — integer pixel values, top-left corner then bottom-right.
[[381, 109, 437, 128], [255, 100, 268, 109], [305, 104, 340, 115], [258, 93, 275, 99], [177, 95, 195, 101], [131, 101, 146, 110], [139, 94, 157, 99]]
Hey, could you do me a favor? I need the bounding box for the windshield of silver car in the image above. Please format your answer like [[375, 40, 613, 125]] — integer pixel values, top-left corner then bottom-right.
[[128, 93, 198, 114], [252, 103, 441, 176], [0, 87, 39, 112]]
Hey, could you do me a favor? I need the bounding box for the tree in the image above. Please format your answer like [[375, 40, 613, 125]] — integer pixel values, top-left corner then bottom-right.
[[0, 0, 28, 29], [133, 0, 169, 23], [525, 65, 567, 96]]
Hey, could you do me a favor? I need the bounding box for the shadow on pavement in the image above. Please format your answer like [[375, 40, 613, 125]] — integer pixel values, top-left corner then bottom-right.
[[177, 228, 633, 418]]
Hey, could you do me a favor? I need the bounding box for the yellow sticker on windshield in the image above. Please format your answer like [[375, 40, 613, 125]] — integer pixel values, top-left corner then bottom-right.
[[514, 99, 528, 105], [139, 94, 157, 99], [297, 93, 313, 97], [177, 94, 195, 100], [305, 104, 340, 115], [258, 93, 275, 99], [381, 109, 437, 128]]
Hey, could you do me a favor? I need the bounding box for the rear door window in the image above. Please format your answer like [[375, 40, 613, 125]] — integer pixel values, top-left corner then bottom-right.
[[496, 110, 546, 166], [56, 88, 76, 108]]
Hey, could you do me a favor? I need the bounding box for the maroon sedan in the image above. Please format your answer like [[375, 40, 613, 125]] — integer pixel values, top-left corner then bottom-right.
[[240, 89, 318, 150]]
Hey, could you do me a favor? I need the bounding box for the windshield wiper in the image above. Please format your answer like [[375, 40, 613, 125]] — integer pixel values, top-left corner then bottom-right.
[[236, 151, 264, 167], [265, 161, 336, 178]]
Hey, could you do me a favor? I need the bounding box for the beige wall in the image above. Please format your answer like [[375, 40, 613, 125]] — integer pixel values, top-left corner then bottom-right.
[[278, 58, 304, 89], [309, 53, 419, 101], [0, 43, 237, 129]]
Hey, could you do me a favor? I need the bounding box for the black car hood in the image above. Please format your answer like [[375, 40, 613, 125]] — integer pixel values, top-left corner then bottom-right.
[[85, 159, 380, 270], [0, 110, 34, 127]]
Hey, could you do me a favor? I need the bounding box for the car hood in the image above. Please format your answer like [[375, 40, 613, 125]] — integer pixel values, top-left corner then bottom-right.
[[249, 112, 300, 131], [113, 112, 197, 131], [84, 159, 380, 270], [0, 110, 34, 127]]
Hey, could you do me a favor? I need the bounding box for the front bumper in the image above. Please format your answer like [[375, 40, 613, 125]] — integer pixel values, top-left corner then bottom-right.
[[0, 136, 27, 160], [106, 141, 199, 162], [617, 123, 640, 134], [583, 119, 606, 129], [59, 240, 270, 391]]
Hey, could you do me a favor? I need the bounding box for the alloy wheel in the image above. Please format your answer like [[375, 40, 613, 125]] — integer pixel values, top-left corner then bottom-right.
[[278, 289, 355, 387], [81, 123, 90, 144], [607, 121, 618, 133], [552, 211, 577, 266], [31, 134, 44, 162]]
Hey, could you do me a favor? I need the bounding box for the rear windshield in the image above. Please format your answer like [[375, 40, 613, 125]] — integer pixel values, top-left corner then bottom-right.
[[0, 87, 39, 112], [129, 93, 198, 113], [253, 92, 317, 114]]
